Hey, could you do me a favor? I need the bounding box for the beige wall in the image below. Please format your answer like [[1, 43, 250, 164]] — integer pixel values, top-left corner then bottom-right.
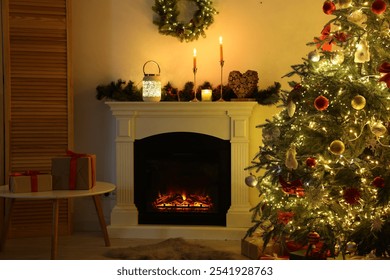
[[71, 0, 329, 225]]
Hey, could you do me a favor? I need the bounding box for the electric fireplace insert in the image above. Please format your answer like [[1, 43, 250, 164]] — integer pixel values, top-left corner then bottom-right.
[[134, 132, 231, 226]]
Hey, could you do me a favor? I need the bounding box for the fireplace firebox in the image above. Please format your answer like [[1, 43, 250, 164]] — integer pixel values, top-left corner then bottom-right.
[[134, 132, 231, 226]]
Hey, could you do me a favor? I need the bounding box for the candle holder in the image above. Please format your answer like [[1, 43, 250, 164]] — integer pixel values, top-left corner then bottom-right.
[[191, 67, 199, 102], [218, 60, 225, 102]]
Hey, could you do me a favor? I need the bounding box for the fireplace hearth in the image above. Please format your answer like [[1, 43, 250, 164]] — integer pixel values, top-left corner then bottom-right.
[[134, 132, 231, 226], [106, 102, 257, 240]]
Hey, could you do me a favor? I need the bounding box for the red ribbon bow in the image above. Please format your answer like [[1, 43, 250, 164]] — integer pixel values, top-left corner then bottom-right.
[[10, 170, 42, 192], [279, 175, 305, 197], [379, 62, 390, 88], [66, 150, 95, 190]]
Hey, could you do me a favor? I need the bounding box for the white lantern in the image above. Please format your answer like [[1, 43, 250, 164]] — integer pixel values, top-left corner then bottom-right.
[[142, 60, 161, 102]]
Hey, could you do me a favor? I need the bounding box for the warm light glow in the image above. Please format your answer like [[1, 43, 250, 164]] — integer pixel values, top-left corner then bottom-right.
[[193, 48, 197, 69]]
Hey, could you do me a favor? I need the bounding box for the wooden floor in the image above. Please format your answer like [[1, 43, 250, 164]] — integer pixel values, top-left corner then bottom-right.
[[0, 231, 244, 260]]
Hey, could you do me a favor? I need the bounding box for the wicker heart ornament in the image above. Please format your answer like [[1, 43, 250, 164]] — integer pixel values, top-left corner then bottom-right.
[[228, 70, 259, 99]]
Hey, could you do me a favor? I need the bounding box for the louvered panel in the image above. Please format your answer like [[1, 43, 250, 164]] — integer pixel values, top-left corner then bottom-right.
[[3, 0, 73, 237], [8, 199, 72, 238]]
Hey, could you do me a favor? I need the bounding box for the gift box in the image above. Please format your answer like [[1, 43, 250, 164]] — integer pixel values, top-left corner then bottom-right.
[[52, 151, 96, 190], [241, 238, 263, 259], [9, 171, 52, 193], [289, 243, 328, 260], [241, 228, 285, 259]]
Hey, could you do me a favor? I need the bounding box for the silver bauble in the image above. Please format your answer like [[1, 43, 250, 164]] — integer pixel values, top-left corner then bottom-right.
[[245, 174, 258, 188], [308, 50, 320, 62]]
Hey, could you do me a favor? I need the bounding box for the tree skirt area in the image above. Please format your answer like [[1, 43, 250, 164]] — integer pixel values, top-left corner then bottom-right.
[[104, 238, 248, 260]]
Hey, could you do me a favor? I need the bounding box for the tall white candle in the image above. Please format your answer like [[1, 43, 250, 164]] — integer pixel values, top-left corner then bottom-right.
[[193, 48, 197, 69], [219, 36, 223, 62]]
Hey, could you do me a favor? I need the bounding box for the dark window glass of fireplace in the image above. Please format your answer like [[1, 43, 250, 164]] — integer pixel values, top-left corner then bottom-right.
[[134, 132, 231, 226]]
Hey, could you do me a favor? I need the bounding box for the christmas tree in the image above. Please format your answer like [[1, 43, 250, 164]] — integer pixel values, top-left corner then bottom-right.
[[247, 0, 390, 259]]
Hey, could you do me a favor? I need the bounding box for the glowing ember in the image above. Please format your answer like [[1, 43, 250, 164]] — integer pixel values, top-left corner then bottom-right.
[[153, 191, 213, 212]]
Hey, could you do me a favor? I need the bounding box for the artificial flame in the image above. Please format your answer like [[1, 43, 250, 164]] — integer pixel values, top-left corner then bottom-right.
[[153, 190, 213, 212]]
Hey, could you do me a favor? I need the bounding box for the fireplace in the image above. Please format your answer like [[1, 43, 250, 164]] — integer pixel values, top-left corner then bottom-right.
[[106, 102, 257, 240], [134, 132, 231, 226]]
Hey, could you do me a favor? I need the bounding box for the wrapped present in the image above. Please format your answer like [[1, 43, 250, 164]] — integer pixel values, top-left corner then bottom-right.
[[9, 171, 52, 193], [289, 242, 329, 260], [241, 229, 284, 259], [52, 150, 96, 190]]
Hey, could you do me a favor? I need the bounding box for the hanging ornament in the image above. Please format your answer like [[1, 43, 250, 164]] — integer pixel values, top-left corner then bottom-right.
[[333, 32, 348, 44], [314, 95, 329, 111], [308, 231, 321, 245], [372, 176, 385, 188], [317, 24, 333, 51], [348, 10, 367, 28], [308, 50, 321, 62], [330, 51, 345, 65], [343, 187, 361, 205], [371, 217, 384, 232], [306, 157, 317, 168], [378, 62, 390, 88], [351, 95, 366, 110], [277, 211, 295, 225], [370, 122, 387, 137], [371, 0, 387, 15], [285, 146, 298, 170], [322, 1, 336, 15], [245, 174, 258, 188], [262, 126, 281, 142], [329, 140, 345, 155], [287, 100, 296, 117], [354, 38, 370, 63], [346, 241, 357, 253], [338, 0, 352, 9], [279, 176, 305, 197]]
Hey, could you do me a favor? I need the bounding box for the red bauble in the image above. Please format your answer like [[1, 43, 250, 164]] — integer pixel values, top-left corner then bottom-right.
[[277, 211, 294, 225], [306, 157, 317, 168], [372, 176, 385, 188], [314, 95, 329, 111], [371, 0, 387, 15], [343, 187, 361, 205], [323, 1, 336, 15]]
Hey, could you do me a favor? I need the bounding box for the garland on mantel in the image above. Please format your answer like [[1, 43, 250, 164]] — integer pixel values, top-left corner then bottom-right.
[[96, 79, 281, 105], [152, 0, 218, 42]]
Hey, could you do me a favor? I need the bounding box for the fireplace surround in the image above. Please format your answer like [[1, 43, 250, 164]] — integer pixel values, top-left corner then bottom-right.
[[106, 101, 257, 239]]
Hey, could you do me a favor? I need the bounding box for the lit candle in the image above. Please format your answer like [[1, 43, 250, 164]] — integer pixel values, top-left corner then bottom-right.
[[201, 89, 212, 101], [219, 36, 223, 62], [193, 48, 197, 69]]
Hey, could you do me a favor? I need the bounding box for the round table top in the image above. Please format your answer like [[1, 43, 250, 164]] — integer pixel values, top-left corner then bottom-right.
[[0, 181, 116, 199]]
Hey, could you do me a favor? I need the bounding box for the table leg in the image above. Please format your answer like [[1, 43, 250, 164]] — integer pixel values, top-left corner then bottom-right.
[[0, 198, 15, 252], [51, 199, 59, 260], [92, 195, 110, 247]]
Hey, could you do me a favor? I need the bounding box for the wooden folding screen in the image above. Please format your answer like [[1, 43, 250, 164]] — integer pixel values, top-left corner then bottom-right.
[[2, 0, 73, 237]]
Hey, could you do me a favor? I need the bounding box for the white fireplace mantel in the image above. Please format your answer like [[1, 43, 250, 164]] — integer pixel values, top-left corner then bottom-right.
[[106, 101, 257, 240]]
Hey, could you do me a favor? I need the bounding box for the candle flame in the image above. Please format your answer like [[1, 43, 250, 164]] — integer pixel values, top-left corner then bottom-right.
[[219, 36, 223, 44], [193, 48, 197, 57]]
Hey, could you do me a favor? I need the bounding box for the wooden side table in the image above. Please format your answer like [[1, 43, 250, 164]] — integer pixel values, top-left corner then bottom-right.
[[0, 181, 116, 259]]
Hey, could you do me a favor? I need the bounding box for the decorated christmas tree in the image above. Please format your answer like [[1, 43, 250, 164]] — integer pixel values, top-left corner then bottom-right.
[[247, 0, 390, 259]]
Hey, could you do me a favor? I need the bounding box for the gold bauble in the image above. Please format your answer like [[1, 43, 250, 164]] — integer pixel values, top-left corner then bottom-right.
[[370, 122, 387, 137], [351, 95, 366, 110], [329, 140, 345, 155]]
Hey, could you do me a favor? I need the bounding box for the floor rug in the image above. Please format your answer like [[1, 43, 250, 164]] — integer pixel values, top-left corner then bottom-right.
[[104, 238, 246, 260]]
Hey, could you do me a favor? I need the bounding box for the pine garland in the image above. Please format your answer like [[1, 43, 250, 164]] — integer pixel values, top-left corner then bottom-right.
[[152, 0, 218, 42]]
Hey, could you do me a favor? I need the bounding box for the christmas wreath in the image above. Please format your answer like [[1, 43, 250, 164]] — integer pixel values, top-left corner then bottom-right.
[[152, 0, 218, 42]]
